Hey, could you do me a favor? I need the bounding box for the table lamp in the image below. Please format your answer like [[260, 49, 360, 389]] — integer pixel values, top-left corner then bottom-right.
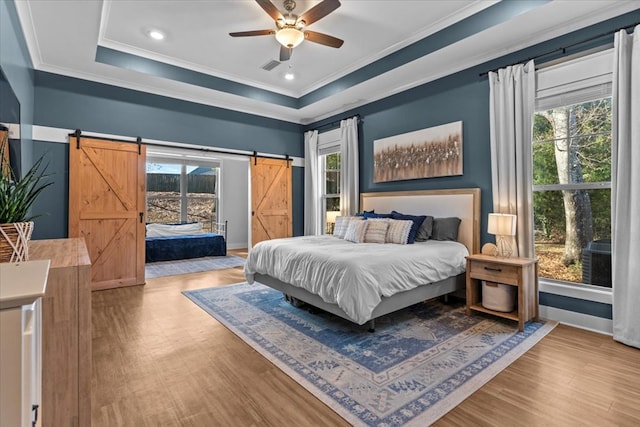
[[487, 213, 517, 257]]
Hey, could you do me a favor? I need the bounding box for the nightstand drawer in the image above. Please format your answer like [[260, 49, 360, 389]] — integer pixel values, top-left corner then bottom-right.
[[469, 260, 519, 284]]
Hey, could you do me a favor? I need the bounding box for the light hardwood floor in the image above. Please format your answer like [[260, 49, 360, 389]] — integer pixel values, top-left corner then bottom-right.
[[92, 250, 640, 426]]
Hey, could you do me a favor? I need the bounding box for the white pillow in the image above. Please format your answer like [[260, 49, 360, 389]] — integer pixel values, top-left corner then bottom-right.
[[333, 216, 362, 239], [364, 219, 389, 244], [146, 222, 203, 238], [344, 220, 369, 243], [385, 219, 412, 244]]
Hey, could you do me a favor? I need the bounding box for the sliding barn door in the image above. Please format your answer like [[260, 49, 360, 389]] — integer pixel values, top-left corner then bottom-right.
[[69, 136, 146, 290], [250, 157, 292, 246]]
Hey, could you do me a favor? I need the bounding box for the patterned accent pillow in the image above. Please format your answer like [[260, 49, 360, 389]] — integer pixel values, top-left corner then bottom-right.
[[390, 211, 427, 244], [333, 216, 363, 239], [385, 219, 413, 244], [364, 219, 390, 243], [344, 220, 369, 243]]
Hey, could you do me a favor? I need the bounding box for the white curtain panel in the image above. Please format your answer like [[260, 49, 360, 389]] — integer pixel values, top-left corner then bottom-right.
[[488, 60, 536, 258], [340, 117, 359, 216], [612, 25, 640, 348], [303, 130, 321, 236]]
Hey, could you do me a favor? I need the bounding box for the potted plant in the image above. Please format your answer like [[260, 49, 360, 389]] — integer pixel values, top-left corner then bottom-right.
[[0, 132, 52, 262]]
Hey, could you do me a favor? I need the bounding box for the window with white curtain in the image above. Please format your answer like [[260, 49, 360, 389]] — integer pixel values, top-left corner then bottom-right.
[[318, 128, 341, 234], [533, 49, 613, 288]]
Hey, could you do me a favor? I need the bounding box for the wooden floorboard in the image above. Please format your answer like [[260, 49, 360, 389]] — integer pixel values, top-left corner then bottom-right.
[[92, 250, 640, 426]]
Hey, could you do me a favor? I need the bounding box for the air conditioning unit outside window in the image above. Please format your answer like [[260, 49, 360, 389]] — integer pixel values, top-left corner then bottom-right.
[[581, 239, 611, 288]]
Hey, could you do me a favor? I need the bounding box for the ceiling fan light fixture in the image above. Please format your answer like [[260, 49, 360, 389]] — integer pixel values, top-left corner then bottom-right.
[[275, 27, 304, 48]]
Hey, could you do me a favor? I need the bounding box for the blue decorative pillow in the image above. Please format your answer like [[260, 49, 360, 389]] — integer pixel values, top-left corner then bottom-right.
[[355, 210, 375, 217], [390, 211, 427, 244], [363, 212, 393, 219]]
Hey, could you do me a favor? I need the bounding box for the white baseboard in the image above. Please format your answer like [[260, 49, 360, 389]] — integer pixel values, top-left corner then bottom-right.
[[227, 242, 247, 251], [539, 305, 612, 335]]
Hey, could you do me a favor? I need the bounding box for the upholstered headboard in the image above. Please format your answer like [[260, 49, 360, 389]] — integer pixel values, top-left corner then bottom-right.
[[360, 188, 481, 254]]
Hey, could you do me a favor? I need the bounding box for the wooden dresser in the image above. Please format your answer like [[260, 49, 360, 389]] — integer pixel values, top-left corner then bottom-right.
[[30, 238, 92, 427]]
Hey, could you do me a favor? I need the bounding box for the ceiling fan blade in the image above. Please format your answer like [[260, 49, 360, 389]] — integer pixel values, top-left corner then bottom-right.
[[280, 46, 292, 61], [304, 30, 343, 48], [255, 0, 283, 21], [298, 0, 341, 26], [229, 29, 275, 37]]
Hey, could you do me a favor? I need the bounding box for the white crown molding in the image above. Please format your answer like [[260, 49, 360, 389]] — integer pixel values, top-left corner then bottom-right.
[[14, 0, 42, 69]]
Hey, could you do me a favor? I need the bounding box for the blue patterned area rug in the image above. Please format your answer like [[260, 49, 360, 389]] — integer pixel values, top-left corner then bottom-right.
[[184, 283, 556, 426], [145, 255, 245, 278]]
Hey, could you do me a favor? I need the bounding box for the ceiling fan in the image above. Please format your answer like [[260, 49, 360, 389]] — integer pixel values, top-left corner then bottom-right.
[[229, 0, 343, 62]]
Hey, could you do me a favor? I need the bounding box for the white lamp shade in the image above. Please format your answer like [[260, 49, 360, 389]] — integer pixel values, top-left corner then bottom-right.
[[275, 28, 305, 48], [487, 213, 517, 236], [325, 211, 340, 224]]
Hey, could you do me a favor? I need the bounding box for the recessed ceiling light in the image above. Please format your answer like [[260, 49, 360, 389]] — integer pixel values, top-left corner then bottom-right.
[[148, 30, 165, 41], [284, 66, 295, 80]]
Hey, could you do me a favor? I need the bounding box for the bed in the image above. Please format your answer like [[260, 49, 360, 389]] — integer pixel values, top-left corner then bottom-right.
[[145, 221, 227, 263], [244, 188, 480, 331]]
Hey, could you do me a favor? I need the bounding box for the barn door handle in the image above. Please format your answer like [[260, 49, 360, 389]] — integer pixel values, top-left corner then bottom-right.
[[139, 212, 144, 223], [252, 211, 255, 216], [484, 266, 502, 272]]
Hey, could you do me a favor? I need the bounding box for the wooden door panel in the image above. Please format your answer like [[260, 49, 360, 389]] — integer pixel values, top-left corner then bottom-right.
[[251, 157, 292, 246], [69, 136, 146, 290]]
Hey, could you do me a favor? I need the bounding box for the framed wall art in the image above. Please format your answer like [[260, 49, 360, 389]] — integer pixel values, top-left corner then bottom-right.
[[373, 121, 463, 183]]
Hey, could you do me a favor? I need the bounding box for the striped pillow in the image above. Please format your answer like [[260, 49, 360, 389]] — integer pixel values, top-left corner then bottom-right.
[[333, 216, 362, 239], [364, 219, 390, 243], [385, 219, 412, 244], [344, 220, 369, 243]]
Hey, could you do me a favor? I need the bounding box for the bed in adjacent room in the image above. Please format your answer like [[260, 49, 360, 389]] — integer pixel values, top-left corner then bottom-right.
[[145, 221, 227, 263], [244, 188, 480, 330]]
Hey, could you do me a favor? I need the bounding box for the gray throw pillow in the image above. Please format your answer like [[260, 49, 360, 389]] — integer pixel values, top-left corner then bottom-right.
[[432, 217, 461, 241], [414, 216, 434, 242]]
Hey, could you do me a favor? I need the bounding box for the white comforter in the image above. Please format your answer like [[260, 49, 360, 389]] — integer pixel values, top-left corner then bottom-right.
[[244, 235, 468, 324]]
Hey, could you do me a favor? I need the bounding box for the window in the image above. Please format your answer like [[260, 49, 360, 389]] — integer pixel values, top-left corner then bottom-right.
[[532, 51, 612, 287], [323, 152, 340, 234], [146, 159, 219, 232], [318, 128, 342, 234]]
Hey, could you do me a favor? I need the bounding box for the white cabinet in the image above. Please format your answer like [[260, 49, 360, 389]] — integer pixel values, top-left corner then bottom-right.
[[0, 260, 49, 427]]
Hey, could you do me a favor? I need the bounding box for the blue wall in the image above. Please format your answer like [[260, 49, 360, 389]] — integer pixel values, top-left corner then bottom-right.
[[307, 10, 640, 248], [30, 72, 304, 239], [0, 0, 34, 175]]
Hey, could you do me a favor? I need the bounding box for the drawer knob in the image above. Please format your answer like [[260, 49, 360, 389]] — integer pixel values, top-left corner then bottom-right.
[[484, 266, 502, 272]]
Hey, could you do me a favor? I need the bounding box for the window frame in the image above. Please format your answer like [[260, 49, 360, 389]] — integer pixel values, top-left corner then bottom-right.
[[318, 128, 342, 234], [146, 152, 220, 231], [532, 48, 613, 288]]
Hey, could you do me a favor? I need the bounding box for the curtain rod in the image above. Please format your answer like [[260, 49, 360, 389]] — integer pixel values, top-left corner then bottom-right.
[[313, 113, 363, 132], [68, 129, 292, 162], [479, 21, 639, 77]]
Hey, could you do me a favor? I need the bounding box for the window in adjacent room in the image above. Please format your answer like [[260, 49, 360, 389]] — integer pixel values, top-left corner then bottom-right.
[[533, 50, 612, 288], [146, 158, 220, 232]]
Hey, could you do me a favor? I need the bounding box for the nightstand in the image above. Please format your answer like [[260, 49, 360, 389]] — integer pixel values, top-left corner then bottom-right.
[[465, 254, 538, 332]]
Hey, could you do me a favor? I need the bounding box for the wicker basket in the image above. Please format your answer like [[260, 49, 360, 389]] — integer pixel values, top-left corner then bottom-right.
[[0, 222, 34, 263]]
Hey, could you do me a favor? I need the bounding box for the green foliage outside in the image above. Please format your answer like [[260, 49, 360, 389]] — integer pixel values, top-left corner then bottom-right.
[[533, 98, 612, 283], [533, 98, 612, 243]]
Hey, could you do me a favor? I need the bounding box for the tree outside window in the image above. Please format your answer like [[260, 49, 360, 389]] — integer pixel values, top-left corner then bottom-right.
[[533, 97, 612, 286]]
